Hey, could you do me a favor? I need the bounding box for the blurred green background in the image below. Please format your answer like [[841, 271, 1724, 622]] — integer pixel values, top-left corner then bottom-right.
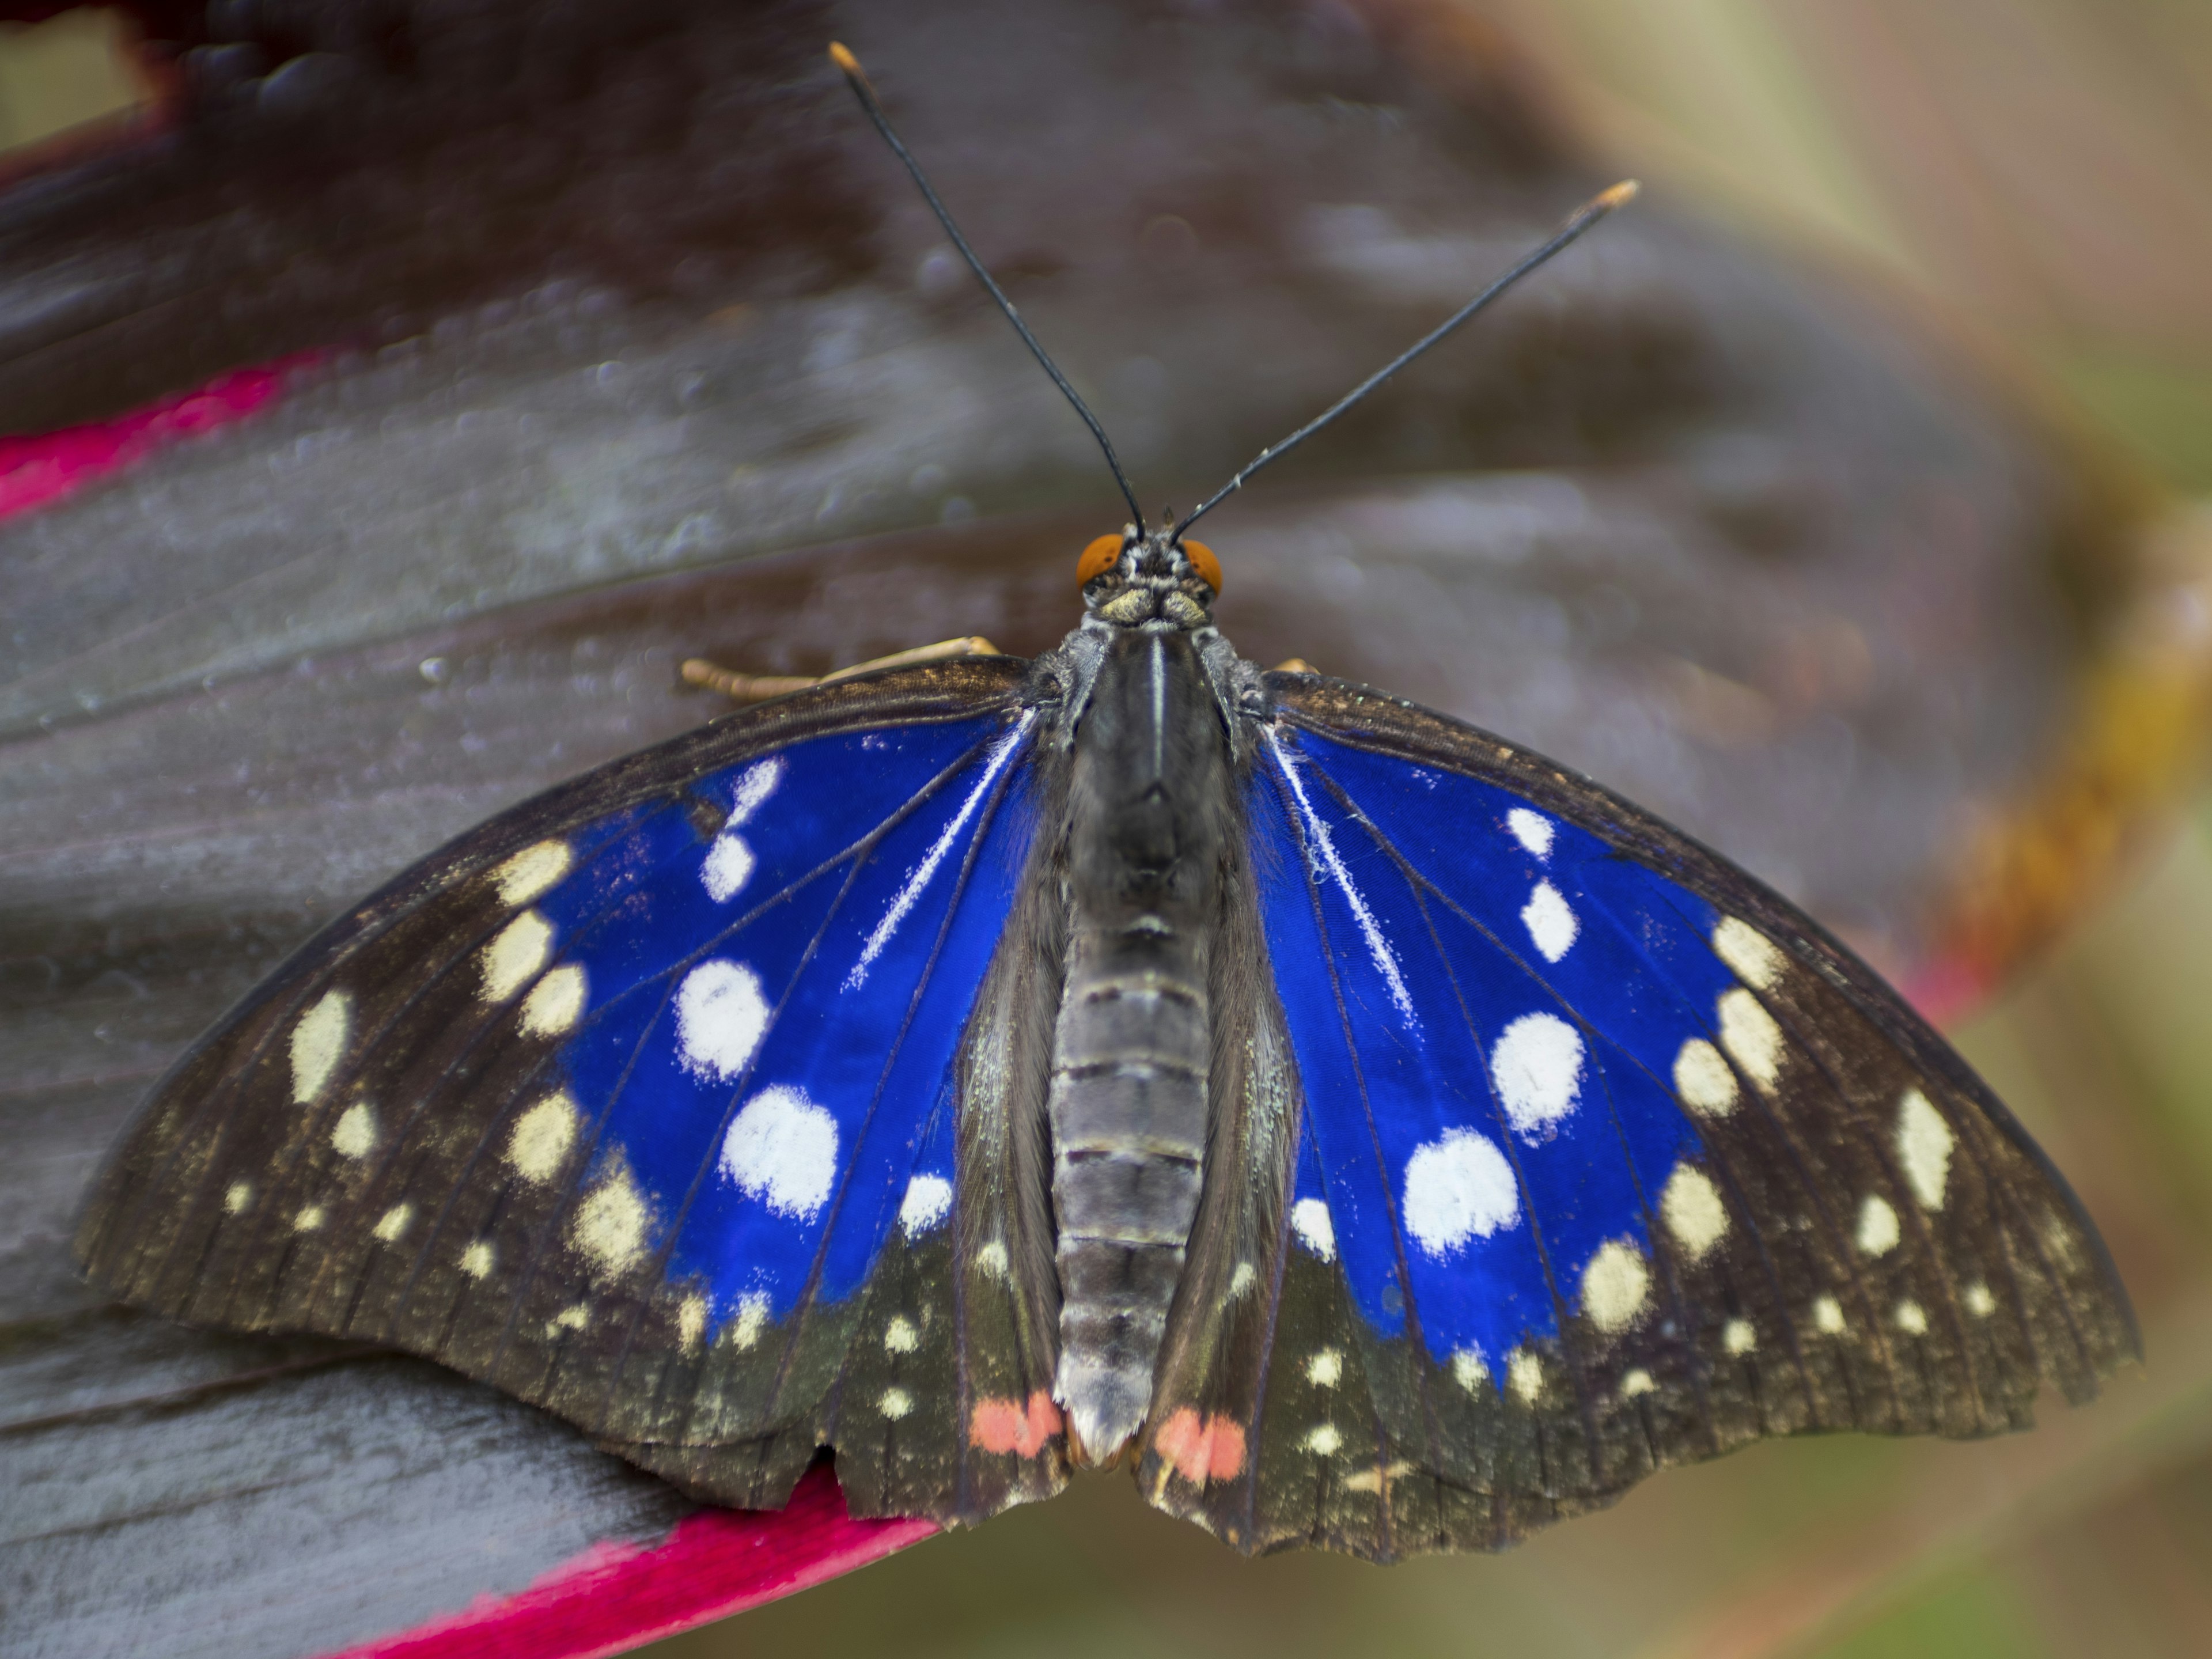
[[5, 2, 2209, 1654]]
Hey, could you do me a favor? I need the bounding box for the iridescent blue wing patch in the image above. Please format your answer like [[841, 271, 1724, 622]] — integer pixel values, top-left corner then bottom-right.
[[78, 658, 1069, 1523], [1138, 673, 2137, 1558]]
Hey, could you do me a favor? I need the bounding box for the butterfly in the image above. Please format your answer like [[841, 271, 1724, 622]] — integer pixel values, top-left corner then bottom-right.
[[74, 44, 2136, 1560]]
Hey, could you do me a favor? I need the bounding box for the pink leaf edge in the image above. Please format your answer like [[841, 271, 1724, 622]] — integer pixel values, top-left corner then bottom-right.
[[320, 1463, 940, 1659]]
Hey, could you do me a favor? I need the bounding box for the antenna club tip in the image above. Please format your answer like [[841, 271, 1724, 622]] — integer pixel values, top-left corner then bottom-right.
[[828, 41, 865, 78], [1596, 179, 1641, 210]]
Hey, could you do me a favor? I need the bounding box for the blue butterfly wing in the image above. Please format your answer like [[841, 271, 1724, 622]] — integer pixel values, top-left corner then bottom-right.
[[78, 658, 1069, 1522], [1139, 674, 2137, 1557]]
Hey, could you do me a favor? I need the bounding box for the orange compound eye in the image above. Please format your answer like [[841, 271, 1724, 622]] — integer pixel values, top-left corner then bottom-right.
[[1180, 539, 1222, 595], [1077, 534, 1124, 588]]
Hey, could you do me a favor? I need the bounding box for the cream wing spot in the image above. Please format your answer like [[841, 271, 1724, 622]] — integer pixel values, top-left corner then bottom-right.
[[331, 1100, 376, 1159], [224, 1180, 253, 1215], [481, 911, 554, 1002], [573, 1166, 652, 1277], [1508, 1349, 1545, 1404], [460, 1240, 495, 1279], [1813, 1294, 1846, 1334], [974, 1239, 1010, 1281], [1302, 1423, 1343, 1456], [1580, 1238, 1652, 1334], [1673, 1037, 1738, 1117], [1717, 988, 1783, 1087], [289, 989, 351, 1104], [719, 1086, 839, 1221], [1723, 1317, 1756, 1355], [1491, 1012, 1586, 1139], [493, 839, 571, 906], [879, 1387, 915, 1421], [1712, 917, 1782, 989], [520, 964, 588, 1037], [550, 1304, 590, 1335], [1621, 1369, 1656, 1399], [677, 1294, 708, 1353], [1856, 1194, 1901, 1257], [1228, 1261, 1258, 1298], [508, 1093, 579, 1185], [675, 960, 770, 1081], [373, 1202, 413, 1243], [1660, 1163, 1729, 1262], [293, 1204, 326, 1233], [884, 1316, 919, 1355], [1305, 1350, 1343, 1388], [1521, 881, 1579, 962], [1402, 1127, 1520, 1257], [1450, 1347, 1490, 1392], [1895, 1088, 1955, 1210], [1895, 1299, 1929, 1335], [1291, 1197, 1337, 1261], [1963, 1282, 1997, 1317], [732, 1291, 770, 1350]]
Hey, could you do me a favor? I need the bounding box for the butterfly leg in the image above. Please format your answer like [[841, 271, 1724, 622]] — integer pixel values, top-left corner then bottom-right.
[[679, 635, 1003, 701]]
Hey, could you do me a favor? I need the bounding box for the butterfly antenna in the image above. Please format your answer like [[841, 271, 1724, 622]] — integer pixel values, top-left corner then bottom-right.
[[1172, 180, 1639, 540], [831, 43, 1148, 533]]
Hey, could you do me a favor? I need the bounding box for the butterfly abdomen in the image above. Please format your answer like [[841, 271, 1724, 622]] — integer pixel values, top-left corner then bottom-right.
[[1049, 631, 1236, 1460]]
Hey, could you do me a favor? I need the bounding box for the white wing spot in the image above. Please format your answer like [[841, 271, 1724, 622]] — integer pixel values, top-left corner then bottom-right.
[[1723, 1317, 1756, 1355], [1894, 1299, 1929, 1335], [879, 1387, 915, 1421], [1403, 1127, 1520, 1256], [1812, 1294, 1846, 1334], [1660, 1163, 1729, 1262], [1895, 1088, 1955, 1210], [520, 964, 588, 1037], [884, 1316, 919, 1354], [848, 716, 1034, 991], [1491, 1012, 1585, 1139], [1268, 732, 1415, 1020], [720, 1086, 839, 1220], [460, 1240, 495, 1279], [572, 1165, 651, 1277], [1291, 1197, 1337, 1262], [508, 1092, 578, 1184], [1622, 1368, 1656, 1399], [1717, 988, 1783, 1088], [224, 1180, 253, 1215], [677, 1294, 708, 1353], [1450, 1347, 1490, 1392], [493, 840, 571, 907], [728, 756, 786, 824], [1963, 1282, 1996, 1318], [1508, 1348, 1545, 1404], [700, 834, 756, 903], [373, 1202, 412, 1243], [1228, 1262, 1259, 1298], [289, 989, 351, 1104], [331, 1100, 377, 1159], [1521, 880, 1579, 962], [1856, 1194, 1901, 1257], [1507, 807, 1554, 859], [676, 959, 770, 1081], [1302, 1423, 1343, 1456], [480, 911, 554, 1003], [1581, 1238, 1651, 1334], [974, 1238, 1010, 1281], [293, 1204, 326, 1233], [1712, 917, 1782, 989], [898, 1173, 953, 1237], [732, 1291, 770, 1350], [1673, 1037, 1738, 1117], [1305, 1349, 1343, 1389]]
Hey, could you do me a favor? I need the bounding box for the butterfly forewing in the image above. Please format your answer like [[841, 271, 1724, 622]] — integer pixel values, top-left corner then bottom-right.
[[1137, 673, 2136, 1559], [76, 658, 1068, 1522]]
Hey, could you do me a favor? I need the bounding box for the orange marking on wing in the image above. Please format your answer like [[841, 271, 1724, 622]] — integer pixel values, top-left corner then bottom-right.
[[1153, 1407, 1248, 1484], [969, 1391, 1062, 1457]]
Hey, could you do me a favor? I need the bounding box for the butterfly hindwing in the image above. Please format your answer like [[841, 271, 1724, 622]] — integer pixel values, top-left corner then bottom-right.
[[1139, 672, 2136, 1559], [76, 657, 1068, 1522]]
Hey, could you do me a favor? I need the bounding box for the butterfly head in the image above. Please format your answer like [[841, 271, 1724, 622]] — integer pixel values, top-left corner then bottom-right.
[[1076, 528, 1222, 630]]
